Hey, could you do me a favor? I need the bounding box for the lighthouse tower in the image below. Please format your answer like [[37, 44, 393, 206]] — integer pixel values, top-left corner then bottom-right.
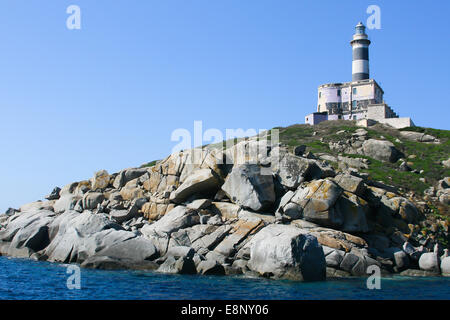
[[350, 22, 371, 81]]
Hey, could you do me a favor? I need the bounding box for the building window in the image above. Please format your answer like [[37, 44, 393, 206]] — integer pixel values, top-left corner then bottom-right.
[[338, 115, 342, 119], [352, 88, 357, 95], [353, 115, 357, 120], [352, 100, 357, 109], [337, 89, 341, 96], [319, 92, 321, 98]]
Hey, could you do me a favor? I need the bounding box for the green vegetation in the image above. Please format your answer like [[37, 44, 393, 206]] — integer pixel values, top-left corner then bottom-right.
[[140, 160, 158, 168], [277, 121, 450, 197], [359, 156, 429, 193]]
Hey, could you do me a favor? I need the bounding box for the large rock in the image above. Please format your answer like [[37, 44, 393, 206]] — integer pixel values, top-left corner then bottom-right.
[[332, 193, 369, 233], [271, 153, 321, 189], [53, 195, 80, 213], [418, 252, 440, 273], [19, 201, 55, 213], [140, 199, 175, 222], [179, 148, 223, 183], [337, 155, 369, 170], [141, 206, 199, 236], [113, 168, 148, 189], [224, 139, 271, 168], [334, 174, 365, 196], [141, 206, 200, 255], [383, 247, 410, 270], [94, 237, 159, 261], [362, 139, 402, 163], [308, 227, 367, 252], [399, 131, 439, 143], [0, 210, 56, 254], [292, 179, 343, 227], [210, 202, 241, 220], [109, 209, 137, 224], [59, 182, 79, 196], [82, 192, 105, 210], [441, 257, 450, 276], [45, 187, 61, 201], [170, 169, 221, 203], [191, 225, 232, 251], [163, 246, 195, 260], [339, 253, 359, 273], [119, 179, 145, 201], [438, 189, 450, 206], [197, 259, 225, 275], [213, 217, 264, 257], [143, 170, 172, 194], [323, 246, 345, 268], [43, 211, 123, 262], [443, 158, 450, 168], [157, 255, 197, 274], [338, 253, 366, 276], [1, 203, 162, 269], [247, 224, 326, 281], [91, 170, 111, 190], [382, 197, 420, 224], [222, 164, 275, 211], [187, 199, 212, 210], [75, 229, 138, 262], [393, 250, 410, 270]]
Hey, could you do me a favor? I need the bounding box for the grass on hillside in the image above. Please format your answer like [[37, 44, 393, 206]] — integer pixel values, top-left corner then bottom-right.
[[140, 160, 158, 168], [277, 121, 450, 196]]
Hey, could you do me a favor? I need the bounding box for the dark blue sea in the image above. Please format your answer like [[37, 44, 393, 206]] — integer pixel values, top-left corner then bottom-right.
[[1, 256, 449, 300]]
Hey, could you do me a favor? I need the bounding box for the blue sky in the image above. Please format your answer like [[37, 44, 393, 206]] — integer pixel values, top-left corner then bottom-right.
[[0, 0, 449, 212]]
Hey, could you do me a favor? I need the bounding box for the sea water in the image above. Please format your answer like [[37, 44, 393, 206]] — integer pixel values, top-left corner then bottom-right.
[[0, 256, 449, 300]]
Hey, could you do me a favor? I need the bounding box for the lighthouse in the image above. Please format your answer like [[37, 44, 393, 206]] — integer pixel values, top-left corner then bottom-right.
[[304, 21, 414, 128], [350, 22, 371, 81]]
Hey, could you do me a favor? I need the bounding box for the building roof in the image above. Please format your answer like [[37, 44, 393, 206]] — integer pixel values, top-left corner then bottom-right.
[[318, 78, 384, 94]]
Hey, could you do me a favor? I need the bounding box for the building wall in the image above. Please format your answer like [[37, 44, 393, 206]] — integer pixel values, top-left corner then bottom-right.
[[317, 80, 383, 114], [352, 83, 374, 101], [366, 104, 397, 120], [377, 118, 415, 129], [366, 104, 387, 120], [327, 114, 340, 121], [305, 112, 328, 125], [326, 112, 366, 121], [317, 86, 341, 112]]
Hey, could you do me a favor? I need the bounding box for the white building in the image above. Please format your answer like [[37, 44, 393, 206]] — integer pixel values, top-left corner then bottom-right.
[[305, 22, 414, 129]]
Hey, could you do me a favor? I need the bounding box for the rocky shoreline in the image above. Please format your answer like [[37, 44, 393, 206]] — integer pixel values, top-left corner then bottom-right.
[[0, 126, 449, 281]]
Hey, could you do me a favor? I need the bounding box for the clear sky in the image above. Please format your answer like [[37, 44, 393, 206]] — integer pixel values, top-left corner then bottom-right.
[[0, 0, 449, 212]]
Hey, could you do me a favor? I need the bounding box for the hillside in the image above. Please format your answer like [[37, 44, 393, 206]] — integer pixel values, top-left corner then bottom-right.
[[276, 121, 450, 247], [0, 121, 449, 280], [277, 121, 449, 210]]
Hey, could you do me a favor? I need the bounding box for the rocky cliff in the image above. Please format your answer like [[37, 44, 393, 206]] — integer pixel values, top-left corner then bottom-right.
[[0, 121, 449, 280]]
